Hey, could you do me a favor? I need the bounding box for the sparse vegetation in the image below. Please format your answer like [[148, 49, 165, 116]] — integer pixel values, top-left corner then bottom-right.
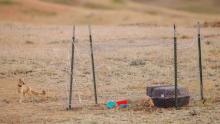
[[25, 40, 34, 44], [83, 2, 114, 10], [0, 24, 220, 124], [177, 4, 220, 14], [22, 9, 57, 16], [130, 59, 146, 66], [0, 0, 220, 25], [0, 0, 14, 5], [133, 0, 220, 14], [10, 66, 33, 75], [162, 35, 192, 40], [41, 0, 78, 5], [112, 0, 125, 4]]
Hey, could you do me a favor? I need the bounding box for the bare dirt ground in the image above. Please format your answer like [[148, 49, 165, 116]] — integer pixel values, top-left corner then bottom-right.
[[0, 23, 220, 124]]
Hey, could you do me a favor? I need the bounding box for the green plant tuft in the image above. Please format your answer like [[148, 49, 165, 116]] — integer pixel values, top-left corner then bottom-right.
[[0, 0, 15, 5]]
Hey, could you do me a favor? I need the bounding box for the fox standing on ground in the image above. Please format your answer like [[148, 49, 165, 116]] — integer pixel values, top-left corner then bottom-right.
[[17, 79, 46, 103]]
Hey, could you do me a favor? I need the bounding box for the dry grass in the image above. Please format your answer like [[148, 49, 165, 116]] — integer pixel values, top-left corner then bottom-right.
[[0, 24, 220, 123]]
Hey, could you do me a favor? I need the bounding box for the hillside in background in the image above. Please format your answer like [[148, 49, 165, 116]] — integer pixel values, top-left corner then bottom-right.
[[133, 0, 220, 14], [0, 0, 220, 26]]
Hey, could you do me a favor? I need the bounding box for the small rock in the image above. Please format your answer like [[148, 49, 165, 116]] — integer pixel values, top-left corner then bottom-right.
[[189, 110, 198, 116]]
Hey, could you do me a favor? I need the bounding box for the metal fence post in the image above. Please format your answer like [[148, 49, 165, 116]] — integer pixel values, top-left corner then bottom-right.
[[173, 24, 178, 109], [88, 25, 98, 104], [197, 22, 204, 101], [68, 25, 75, 110]]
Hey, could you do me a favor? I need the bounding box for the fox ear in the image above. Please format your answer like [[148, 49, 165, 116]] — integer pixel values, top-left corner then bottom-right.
[[18, 79, 25, 84]]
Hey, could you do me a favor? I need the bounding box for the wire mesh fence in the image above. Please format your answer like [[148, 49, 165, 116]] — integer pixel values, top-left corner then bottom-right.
[[69, 25, 220, 108]]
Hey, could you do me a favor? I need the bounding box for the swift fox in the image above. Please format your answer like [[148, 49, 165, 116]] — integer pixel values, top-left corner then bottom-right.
[[17, 79, 46, 103]]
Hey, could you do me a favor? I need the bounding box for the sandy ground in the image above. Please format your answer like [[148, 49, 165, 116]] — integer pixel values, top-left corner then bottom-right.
[[0, 23, 220, 124]]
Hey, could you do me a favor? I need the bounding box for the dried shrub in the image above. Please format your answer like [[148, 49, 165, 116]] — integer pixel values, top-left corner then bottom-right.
[[130, 59, 146, 66], [25, 40, 34, 44]]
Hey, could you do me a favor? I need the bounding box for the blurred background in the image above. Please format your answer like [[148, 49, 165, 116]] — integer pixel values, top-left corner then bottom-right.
[[0, 0, 220, 25]]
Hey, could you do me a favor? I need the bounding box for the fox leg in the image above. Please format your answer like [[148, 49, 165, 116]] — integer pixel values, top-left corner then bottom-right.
[[31, 93, 35, 103], [19, 94, 22, 103], [28, 90, 35, 103], [19, 93, 25, 103]]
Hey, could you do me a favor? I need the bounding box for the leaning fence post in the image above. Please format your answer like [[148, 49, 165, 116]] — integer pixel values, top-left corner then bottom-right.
[[68, 25, 75, 110], [88, 25, 98, 104], [173, 24, 178, 109], [197, 22, 204, 101]]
